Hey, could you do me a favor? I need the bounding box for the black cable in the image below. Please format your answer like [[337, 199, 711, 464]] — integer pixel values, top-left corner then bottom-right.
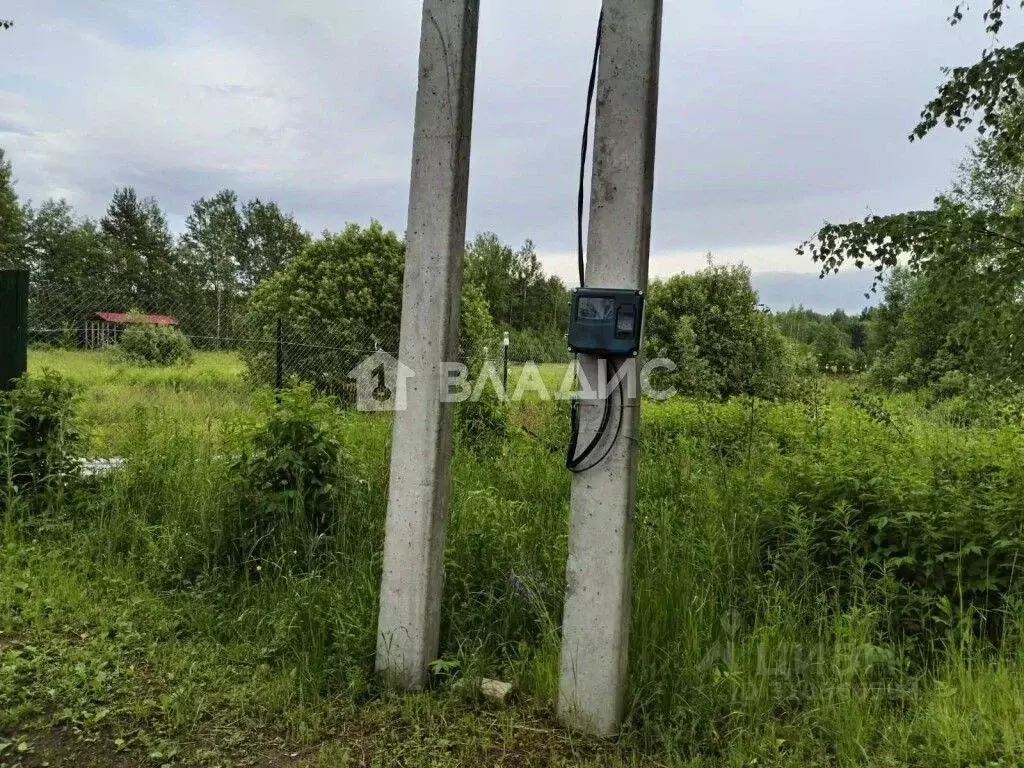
[[565, 373, 612, 469], [569, 371, 624, 474], [578, 8, 603, 287], [565, 6, 620, 474], [566, 359, 619, 472]]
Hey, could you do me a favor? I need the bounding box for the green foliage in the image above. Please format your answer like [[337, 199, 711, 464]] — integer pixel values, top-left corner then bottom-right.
[[799, 1, 1024, 390], [803, 116, 1024, 390], [238, 198, 309, 288], [180, 189, 242, 290], [23, 199, 112, 334], [116, 322, 194, 366], [812, 322, 859, 373], [101, 187, 181, 313], [0, 370, 79, 504], [505, 328, 570, 364], [775, 306, 868, 373], [459, 280, 496, 374], [0, 147, 26, 268], [913, 2, 1024, 155], [646, 265, 795, 399], [241, 223, 499, 396], [455, 389, 509, 448], [766, 415, 1024, 648], [241, 222, 405, 394], [228, 384, 347, 571], [464, 233, 569, 335]]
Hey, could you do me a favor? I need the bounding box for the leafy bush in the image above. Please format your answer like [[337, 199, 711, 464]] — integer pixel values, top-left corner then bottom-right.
[[117, 322, 193, 366], [240, 221, 499, 399], [0, 371, 80, 504], [228, 384, 348, 571], [761, 410, 1024, 648], [646, 265, 796, 400], [240, 222, 405, 395], [459, 281, 497, 375], [455, 389, 509, 448]]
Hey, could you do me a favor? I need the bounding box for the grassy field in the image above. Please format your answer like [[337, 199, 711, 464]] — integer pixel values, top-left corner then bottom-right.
[[27, 348, 253, 455], [3, 350, 1024, 766]]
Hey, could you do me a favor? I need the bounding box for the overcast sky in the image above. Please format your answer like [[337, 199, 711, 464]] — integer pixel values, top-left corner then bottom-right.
[[0, 1, 1005, 310]]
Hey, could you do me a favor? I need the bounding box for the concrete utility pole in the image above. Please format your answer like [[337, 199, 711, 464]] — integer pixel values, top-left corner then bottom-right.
[[376, 0, 479, 688], [558, 0, 663, 736]]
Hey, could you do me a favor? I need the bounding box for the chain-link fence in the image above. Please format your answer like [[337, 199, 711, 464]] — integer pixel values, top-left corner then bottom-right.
[[25, 280, 579, 407], [26, 281, 402, 402]]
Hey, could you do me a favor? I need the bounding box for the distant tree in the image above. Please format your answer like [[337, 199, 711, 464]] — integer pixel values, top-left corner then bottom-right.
[[238, 198, 308, 288], [646, 265, 794, 399], [0, 148, 25, 268], [23, 200, 110, 333], [812, 323, 856, 374], [464, 233, 569, 333], [240, 222, 406, 393], [774, 306, 866, 373], [100, 187, 180, 312], [179, 190, 244, 345]]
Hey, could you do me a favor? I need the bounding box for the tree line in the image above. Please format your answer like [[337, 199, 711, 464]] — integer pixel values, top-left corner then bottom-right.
[[0, 157, 310, 343], [0, 149, 574, 363], [0, 142, 900, 400]]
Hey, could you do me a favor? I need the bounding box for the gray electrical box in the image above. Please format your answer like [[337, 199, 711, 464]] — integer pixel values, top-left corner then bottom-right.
[[567, 287, 644, 357]]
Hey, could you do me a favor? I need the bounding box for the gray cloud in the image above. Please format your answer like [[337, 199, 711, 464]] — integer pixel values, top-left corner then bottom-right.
[[0, 0, 1007, 308]]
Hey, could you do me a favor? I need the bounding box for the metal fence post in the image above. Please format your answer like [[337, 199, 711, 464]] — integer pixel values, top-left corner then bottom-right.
[[0, 269, 29, 391], [275, 317, 284, 394], [502, 331, 510, 397]]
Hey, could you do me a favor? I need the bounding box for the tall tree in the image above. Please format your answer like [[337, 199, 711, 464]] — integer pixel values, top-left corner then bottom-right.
[[0, 148, 26, 268], [23, 200, 110, 332], [239, 198, 308, 288], [100, 187, 179, 312], [179, 190, 243, 345], [464, 233, 569, 333]]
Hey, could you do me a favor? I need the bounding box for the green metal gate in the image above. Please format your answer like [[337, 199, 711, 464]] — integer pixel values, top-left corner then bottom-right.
[[0, 269, 28, 391]]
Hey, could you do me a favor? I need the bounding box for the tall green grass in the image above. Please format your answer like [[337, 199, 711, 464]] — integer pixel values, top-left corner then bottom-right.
[[11, 351, 1024, 765]]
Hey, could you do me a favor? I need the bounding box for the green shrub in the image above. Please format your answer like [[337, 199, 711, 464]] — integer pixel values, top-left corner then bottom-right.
[[117, 323, 194, 366], [761, 412, 1024, 649], [506, 328, 570, 364], [239, 222, 499, 399], [228, 383, 348, 571], [459, 281, 497, 375], [239, 223, 405, 394], [646, 265, 797, 400], [455, 389, 509, 448], [0, 371, 80, 505]]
